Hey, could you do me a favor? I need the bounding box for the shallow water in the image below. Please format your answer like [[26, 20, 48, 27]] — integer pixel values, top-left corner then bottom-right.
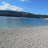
[[0, 16, 48, 28]]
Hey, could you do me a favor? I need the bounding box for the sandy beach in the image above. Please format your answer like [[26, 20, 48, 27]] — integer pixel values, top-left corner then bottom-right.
[[0, 26, 48, 48]]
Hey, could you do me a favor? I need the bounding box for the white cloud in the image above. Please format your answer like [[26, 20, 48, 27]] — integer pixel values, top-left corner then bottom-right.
[[20, 0, 26, 2], [3, 2, 6, 4], [20, 0, 30, 2], [0, 2, 23, 11]]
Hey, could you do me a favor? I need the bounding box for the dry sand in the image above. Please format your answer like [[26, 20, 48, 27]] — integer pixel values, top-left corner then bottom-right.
[[0, 26, 48, 48]]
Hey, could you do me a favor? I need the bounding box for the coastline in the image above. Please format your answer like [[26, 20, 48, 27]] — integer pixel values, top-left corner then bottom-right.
[[0, 26, 48, 48]]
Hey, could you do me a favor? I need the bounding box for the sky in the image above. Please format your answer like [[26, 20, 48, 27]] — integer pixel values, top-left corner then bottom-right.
[[0, 0, 48, 15]]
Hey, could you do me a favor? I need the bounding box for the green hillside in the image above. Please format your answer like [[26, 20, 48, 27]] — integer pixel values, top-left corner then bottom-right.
[[0, 10, 48, 18]]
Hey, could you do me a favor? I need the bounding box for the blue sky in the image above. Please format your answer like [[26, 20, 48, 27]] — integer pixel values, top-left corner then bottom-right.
[[0, 0, 48, 15]]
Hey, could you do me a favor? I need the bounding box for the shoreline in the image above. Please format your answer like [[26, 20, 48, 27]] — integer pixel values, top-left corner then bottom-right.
[[0, 25, 48, 30], [0, 25, 48, 29]]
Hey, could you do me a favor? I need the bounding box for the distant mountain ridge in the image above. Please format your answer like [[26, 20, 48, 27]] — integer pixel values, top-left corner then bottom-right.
[[0, 10, 48, 18]]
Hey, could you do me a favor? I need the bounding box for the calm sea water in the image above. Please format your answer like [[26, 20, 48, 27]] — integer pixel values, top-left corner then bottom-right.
[[0, 16, 48, 28]]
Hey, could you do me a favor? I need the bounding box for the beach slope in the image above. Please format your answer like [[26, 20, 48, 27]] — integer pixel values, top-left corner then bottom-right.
[[0, 26, 48, 48]]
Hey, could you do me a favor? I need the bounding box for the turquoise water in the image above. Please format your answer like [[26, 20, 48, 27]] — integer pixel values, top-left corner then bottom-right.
[[0, 16, 48, 28]]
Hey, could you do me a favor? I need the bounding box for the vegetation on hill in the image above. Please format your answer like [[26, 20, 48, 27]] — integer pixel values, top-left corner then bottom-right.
[[0, 10, 48, 18]]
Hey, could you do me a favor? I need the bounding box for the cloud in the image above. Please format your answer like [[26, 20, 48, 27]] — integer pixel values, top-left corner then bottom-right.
[[20, 0, 30, 2], [20, 0, 26, 2], [0, 2, 23, 11]]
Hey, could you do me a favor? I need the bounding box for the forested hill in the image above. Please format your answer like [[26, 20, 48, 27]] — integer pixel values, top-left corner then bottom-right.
[[0, 10, 48, 18]]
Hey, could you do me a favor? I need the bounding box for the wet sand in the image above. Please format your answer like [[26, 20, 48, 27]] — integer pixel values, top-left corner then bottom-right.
[[0, 26, 48, 48]]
